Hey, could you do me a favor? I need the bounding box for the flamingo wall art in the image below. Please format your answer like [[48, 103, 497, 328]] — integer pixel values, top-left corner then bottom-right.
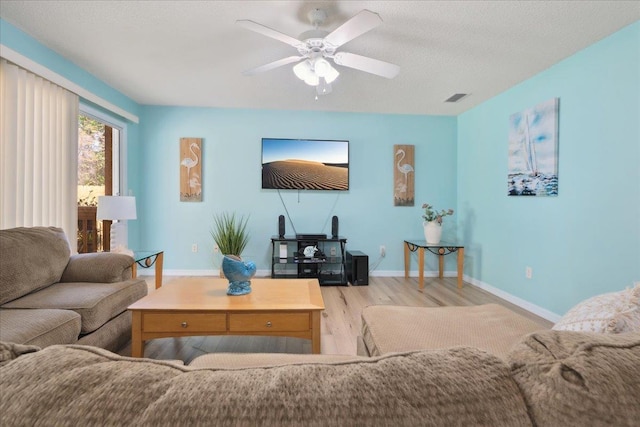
[[394, 144, 415, 206], [180, 137, 202, 201]]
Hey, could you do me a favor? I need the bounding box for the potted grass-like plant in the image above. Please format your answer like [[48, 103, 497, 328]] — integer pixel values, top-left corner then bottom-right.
[[210, 212, 255, 294], [210, 212, 250, 257]]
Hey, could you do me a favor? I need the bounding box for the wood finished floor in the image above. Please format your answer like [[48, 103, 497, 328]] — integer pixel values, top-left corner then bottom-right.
[[117, 275, 553, 364]]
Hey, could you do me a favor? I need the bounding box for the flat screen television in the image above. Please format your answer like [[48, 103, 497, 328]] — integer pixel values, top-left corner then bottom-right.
[[261, 138, 349, 191]]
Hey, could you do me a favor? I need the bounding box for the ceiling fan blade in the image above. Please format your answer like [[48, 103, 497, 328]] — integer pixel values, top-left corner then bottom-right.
[[236, 20, 305, 49], [323, 10, 382, 49], [333, 52, 400, 79], [242, 56, 305, 76]]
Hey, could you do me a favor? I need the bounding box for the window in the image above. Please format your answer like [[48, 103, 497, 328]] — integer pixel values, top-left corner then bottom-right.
[[76, 104, 128, 252]]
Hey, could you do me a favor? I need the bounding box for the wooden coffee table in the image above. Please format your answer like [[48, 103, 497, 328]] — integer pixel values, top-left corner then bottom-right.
[[127, 277, 325, 357]]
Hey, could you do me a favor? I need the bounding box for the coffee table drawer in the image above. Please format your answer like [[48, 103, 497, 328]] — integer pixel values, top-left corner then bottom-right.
[[229, 313, 309, 332], [143, 313, 226, 332]]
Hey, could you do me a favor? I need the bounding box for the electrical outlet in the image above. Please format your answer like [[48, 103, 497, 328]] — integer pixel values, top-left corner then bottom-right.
[[213, 245, 219, 253], [525, 266, 532, 279], [380, 245, 386, 257], [192, 244, 198, 253]]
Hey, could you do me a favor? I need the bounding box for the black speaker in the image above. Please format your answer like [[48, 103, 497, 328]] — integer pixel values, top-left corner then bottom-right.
[[346, 250, 368, 286], [331, 215, 339, 238], [278, 215, 285, 238]]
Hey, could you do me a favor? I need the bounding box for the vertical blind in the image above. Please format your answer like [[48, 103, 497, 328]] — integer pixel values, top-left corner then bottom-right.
[[0, 58, 79, 243]]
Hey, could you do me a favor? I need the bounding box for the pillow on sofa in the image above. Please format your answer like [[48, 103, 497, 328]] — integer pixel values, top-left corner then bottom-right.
[[552, 284, 640, 333], [508, 330, 640, 426], [0, 227, 71, 305]]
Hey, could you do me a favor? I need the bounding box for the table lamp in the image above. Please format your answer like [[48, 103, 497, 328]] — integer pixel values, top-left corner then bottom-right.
[[97, 195, 137, 255]]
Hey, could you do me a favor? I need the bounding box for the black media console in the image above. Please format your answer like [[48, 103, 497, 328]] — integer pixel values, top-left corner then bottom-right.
[[270, 234, 347, 286]]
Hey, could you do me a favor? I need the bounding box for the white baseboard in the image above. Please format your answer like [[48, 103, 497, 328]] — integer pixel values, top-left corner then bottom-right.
[[463, 275, 561, 323]]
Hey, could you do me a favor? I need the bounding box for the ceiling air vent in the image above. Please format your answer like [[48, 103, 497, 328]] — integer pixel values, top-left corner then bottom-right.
[[444, 93, 469, 103]]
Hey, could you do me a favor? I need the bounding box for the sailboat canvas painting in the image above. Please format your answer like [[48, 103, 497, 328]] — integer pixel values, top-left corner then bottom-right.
[[508, 98, 559, 196]]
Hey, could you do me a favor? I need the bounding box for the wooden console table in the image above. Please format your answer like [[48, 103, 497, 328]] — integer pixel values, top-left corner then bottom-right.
[[404, 240, 464, 289]]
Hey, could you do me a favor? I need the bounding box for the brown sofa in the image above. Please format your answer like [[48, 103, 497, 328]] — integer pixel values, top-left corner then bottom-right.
[[1, 330, 638, 426], [0, 226, 147, 351]]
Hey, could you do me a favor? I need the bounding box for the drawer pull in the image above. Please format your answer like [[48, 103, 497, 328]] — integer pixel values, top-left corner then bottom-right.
[[266, 321, 272, 328], [181, 322, 188, 328]]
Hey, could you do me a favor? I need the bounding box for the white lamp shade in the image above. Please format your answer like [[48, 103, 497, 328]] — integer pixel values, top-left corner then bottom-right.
[[97, 196, 137, 221]]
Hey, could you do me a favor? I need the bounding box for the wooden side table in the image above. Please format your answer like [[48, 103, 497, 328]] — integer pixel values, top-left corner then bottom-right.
[[404, 240, 464, 289], [132, 250, 164, 289]]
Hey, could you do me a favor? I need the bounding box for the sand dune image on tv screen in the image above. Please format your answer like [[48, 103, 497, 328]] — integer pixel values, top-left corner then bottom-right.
[[262, 160, 348, 190]]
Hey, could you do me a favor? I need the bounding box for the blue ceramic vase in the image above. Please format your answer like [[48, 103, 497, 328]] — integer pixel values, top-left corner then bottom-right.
[[222, 255, 257, 296]]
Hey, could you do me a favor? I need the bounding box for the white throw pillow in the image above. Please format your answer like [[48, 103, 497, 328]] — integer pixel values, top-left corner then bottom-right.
[[552, 283, 640, 334]]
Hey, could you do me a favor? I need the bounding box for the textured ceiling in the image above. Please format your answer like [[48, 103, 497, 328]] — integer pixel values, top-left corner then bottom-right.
[[1, 1, 638, 115]]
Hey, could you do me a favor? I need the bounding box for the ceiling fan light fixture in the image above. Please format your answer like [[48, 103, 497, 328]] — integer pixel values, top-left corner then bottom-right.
[[324, 65, 339, 84], [304, 74, 320, 86], [293, 60, 313, 81], [313, 58, 331, 77], [239, 9, 400, 95], [293, 60, 325, 86]]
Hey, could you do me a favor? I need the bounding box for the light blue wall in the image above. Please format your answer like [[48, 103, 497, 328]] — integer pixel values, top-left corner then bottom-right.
[[136, 107, 457, 273], [457, 22, 640, 315]]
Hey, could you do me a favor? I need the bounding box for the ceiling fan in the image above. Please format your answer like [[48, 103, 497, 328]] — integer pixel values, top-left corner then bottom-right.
[[237, 9, 400, 96]]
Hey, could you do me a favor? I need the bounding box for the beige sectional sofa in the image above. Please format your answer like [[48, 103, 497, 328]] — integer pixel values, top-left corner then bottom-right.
[[0, 226, 147, 351], [1, 330, 639, 426]]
